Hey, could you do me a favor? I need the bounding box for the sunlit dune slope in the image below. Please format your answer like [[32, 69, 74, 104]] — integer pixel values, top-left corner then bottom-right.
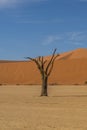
[[0, 48, 87, 85]]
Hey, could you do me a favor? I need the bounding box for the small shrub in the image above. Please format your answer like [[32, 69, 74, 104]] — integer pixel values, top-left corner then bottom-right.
[[16, 84, 20, 85], [84, 81, 87, 85], [74, 83, 79, 85], [50, 83, 58, 86]]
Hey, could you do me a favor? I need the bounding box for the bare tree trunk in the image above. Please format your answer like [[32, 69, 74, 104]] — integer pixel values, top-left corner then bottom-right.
[[26, 49, 59, 96], [41, 76, 48, 96]]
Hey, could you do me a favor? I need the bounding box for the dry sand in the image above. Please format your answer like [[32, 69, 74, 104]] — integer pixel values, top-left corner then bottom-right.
[[0, 85, 87, 130], [0, 48, 87, 85]]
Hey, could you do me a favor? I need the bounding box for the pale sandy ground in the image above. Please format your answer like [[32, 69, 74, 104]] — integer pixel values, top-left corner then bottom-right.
[[0, 85, 87, 130]]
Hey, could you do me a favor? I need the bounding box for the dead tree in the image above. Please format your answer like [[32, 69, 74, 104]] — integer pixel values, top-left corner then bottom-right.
[[26, 49, 59, 96]]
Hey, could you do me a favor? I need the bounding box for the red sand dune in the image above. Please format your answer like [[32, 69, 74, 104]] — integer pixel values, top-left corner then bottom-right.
[[0, 48, 87, 85]]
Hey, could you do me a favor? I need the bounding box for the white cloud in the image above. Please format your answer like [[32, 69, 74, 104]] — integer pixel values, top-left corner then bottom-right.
[[0, 0, 47, 8], [66, 32, 87, 44], [42, 31, 87, 46], [42, 35, 62, 45], [0, 0, 21, 8]]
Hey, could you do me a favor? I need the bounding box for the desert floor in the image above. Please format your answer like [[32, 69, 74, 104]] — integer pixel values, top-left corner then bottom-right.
[[0, 85, 87, 130]]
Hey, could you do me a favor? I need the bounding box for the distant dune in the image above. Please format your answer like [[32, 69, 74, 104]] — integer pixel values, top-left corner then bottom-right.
[[0, 48, 87, 85]]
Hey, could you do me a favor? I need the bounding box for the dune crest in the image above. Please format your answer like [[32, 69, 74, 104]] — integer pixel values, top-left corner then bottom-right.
[[68, 48, 87, 59]]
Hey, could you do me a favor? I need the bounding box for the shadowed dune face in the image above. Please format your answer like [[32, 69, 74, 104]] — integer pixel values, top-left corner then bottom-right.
[[0, 48, 87, 85]]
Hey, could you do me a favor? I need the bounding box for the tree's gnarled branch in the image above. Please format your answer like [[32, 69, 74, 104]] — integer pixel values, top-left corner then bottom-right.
[[36, 56, 45, 73], [25, 57, 39, 66], [25, 56, 44, 75], [43, 60, 47, 65], [37, 56, 43, 68], [25, 49, 59, 77], [25, 49, 59, 96], [45, 49, 58, 74], [47, 54, 59, 76]]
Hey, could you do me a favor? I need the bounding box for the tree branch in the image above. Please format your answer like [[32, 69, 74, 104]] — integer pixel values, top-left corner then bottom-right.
[[25, 56, 44, 76], [25, 49, 59, 77], [47, 54, 59, 76], [46, 48, 57, 74]]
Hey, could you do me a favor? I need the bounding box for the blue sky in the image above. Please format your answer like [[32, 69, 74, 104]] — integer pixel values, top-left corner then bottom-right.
[[0, 0, 87, 60]]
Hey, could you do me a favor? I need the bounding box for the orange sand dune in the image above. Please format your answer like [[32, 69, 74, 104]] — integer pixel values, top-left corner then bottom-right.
[[0, 48, 87, 85]]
